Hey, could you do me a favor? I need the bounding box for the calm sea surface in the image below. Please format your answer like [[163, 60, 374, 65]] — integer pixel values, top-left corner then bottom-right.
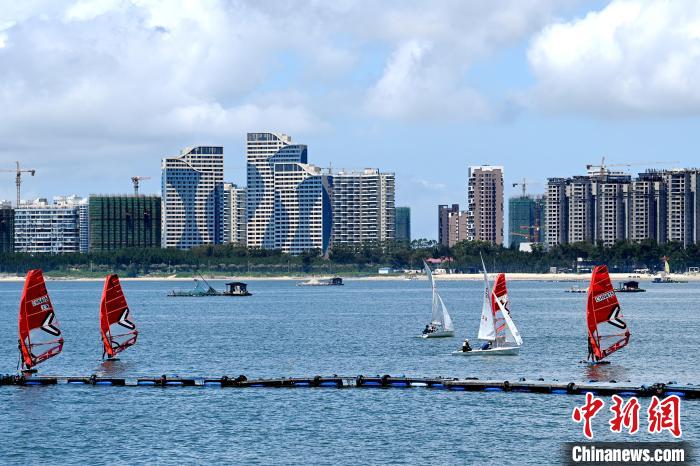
[[0, 279, 698, 464]]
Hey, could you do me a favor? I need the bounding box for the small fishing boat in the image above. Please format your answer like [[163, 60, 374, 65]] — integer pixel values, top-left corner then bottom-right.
[[18, 269, 64, 373], [418, 261, 454, 338], [585, 265, 630, 365], [616, 281, 645, 293], [168, 275, 252, 297], [452, 256, 522, 356], [100, 274, 138, 361], [297, 277, 344, 287]]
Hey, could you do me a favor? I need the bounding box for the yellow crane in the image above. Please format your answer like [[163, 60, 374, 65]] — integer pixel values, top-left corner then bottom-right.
[[131, 176, 151, 195], [0, 161, 36, 207]]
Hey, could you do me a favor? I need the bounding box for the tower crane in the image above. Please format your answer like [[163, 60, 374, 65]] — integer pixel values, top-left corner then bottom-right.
[[511, 178, 540, 197], [131, 176, 151, 195], [0, 161, 36, 207], [586, 156, 678, 179]]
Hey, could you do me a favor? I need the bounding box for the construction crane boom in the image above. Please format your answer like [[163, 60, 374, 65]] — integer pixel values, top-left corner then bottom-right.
[[0, 161, 36, 207], [131, 176, 151, 195], [511, 178, 540, 197], [586, 156, 679, 179]]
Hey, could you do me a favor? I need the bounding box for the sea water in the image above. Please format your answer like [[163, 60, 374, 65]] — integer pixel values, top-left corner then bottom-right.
[[0, 279, 697, 464]]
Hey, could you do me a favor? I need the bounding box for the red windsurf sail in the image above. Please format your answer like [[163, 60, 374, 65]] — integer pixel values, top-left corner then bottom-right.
[[100, 274, 138, 358], [490, 273, 510, 338], [586, 265, 630, 362], [18, 269, 63, 370]]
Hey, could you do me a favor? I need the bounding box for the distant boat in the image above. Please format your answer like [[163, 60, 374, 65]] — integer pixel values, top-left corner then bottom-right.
[[100, 274, 138, 361], [652, 257, 687, 283], [18, 269, 64, 373], [586, 265, 630, 365], [297, 277, 344, 287], [452, 256, 522, 356], [565, 285, 588, 293], [168, 275, 252, 297], [418, 260, 454, 338], [616, 280, 645, 293]]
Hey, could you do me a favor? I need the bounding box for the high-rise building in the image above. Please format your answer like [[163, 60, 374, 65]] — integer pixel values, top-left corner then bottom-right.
[[14, 196, 82, 254], [663, 169, 694, 246], [438, 204, 460, 246], [78, 198, 89, 253], [627, 172, 666, 243], [566, 176, 595, 244], [395, 207, 411, 242], [89, 195, 161, 252], [467, 165, 504, 245], [509, 195, 545, 248], [332, 169, 395, 245], [223, 183, 247, 246], [161, 146, 224, 249], [545, 178, 568, 248], [0, 201, 13, 253], [273, 162, 333, 254], [447, 210, 469, 246], [246, 133, 307, 249], [592, 173, 630, 246]]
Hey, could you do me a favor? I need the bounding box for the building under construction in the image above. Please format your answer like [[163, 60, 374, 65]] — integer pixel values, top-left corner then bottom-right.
[[89, 195, 161, 252]]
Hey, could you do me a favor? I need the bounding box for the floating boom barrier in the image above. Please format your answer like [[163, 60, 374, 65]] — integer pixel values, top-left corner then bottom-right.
[[0, 374, 697, 398]]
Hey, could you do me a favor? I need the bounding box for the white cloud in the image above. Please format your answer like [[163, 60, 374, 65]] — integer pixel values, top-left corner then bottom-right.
[[527, 0, 700, 116]]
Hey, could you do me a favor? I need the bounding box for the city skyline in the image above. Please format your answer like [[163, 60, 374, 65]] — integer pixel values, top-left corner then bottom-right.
[[1, 1, 699, 239]]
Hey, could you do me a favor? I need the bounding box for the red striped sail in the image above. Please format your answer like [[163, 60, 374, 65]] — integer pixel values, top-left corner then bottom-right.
[[490, 273, 509, 338], [100, 274, 138, 358], [18, 269, 63, 370], [586, 265, 630, 362]]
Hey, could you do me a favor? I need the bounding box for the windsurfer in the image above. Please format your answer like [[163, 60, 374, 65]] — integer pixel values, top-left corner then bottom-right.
[[461, 339, 472, 352]]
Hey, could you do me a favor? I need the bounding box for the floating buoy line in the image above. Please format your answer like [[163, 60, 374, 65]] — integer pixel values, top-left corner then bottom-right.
[[0, 374, 697, 398]]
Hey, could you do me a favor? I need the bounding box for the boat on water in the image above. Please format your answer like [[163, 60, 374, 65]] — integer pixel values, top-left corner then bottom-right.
[[18, 269, 64, 373], [418, 261, 454, 338], [616, 280, 645, 293], [651, 257, 687, 283], [452, 256, 522, 356], [100, 274, 138, 361], [585, 265, 630, 365], [168, 275, 252, 297], [565, 285, 588, 293], [297, 277, 344, 287]]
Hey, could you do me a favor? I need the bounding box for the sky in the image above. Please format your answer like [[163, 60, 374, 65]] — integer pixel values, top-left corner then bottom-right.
[[0, 0, 699, 240]]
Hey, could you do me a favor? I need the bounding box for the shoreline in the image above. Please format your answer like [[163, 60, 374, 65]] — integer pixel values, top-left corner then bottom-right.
[[0, 273, 697, 282]]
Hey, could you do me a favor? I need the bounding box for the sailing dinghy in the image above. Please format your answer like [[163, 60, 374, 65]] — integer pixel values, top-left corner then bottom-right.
[[585, 265, 630, 364], [18, 269, 64, 372], [452, 257, 522, 356], [100, 274, 138, 360], [418, 261, 454, 338]]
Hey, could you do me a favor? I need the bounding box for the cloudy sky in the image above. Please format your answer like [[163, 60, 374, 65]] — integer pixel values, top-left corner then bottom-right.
[[1, 0, 698, 240]]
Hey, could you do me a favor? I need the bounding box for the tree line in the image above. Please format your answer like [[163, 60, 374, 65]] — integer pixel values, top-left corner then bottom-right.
[[0, 239, 697, 275]]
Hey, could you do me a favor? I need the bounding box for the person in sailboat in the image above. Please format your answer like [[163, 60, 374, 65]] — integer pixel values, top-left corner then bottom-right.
[[481, 341, 492, 351], [461, 339, 472, 352]]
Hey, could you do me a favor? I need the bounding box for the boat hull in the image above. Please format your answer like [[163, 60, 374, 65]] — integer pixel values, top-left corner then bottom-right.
[[451, 346, 520, 356], [419, 330, 455, 339]]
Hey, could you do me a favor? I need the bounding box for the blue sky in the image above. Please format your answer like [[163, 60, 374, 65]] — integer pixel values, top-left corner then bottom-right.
[[0, 0, 698, 240]]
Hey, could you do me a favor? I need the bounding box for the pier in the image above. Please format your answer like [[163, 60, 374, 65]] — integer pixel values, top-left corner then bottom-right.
[[0, 374, 697, 398]]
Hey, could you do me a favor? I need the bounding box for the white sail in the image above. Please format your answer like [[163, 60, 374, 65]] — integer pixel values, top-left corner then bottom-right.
[[424, 261, 434, 289], [437, 293, 454, 331], [494, 296, 522, 346], [477, 256, 496, 341]]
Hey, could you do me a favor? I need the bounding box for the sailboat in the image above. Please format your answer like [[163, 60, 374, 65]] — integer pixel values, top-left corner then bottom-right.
[[452, 257, 522, 356], [418, 261, 454, 338], [100, 274, 138, 360], [585, 265, 630, 364], [18, 269, 64, 373]]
